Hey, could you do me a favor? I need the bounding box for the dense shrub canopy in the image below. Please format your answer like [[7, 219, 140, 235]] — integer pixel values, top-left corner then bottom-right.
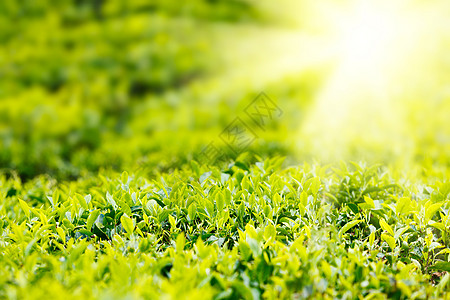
[[2, 159, 450, 299]]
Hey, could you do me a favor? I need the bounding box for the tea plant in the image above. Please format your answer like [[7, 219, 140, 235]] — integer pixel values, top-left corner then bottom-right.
[[1, 158, 449, 299]]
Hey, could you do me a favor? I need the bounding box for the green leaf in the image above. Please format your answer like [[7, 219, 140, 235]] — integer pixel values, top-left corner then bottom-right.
[[348, 203, 359, 214], [78, 229, 93, 236], [429, 221, 446, 232], [369, 231, 375, 247], [75, 193, 88, 210], [237, 202, 245, 219], [121, 203, 132, 216], [176, 234, 185, 251], [25, 238, 38, 256], [437, 273, 450, 292], [158, 209, 170, 223], [224, 189, 232, 206], [139, 238, 149, 253], [231, 280, 259, 300], [239, 241, 252, 261], [106, 191, 118, 210], [188, 203, 197, 222], [247, 237, 261, 257], [86, 209, 100, 231], [396, 197, 411, 215], [381, 233, 396, 250], [52, 190, 60, 206], [359, 196, 375, 210], [300, 190, 308, 207], [425, 202, 443, 223], [298, 203, 306, 216], [339, 220, 362, 238], [205, 201, 215, 218], [379, 218, 394, 236], [200, 171, 212, 184], [18, 199, 31, 218], [394, 226, 409, 240], [272, 193, 282, 208], [216, 191, 225, 212], [429, 261, 450, 272], [121, 171, 129, 184], [47, 196, 55, 208], [363, 196, 375, 209], [263, 224, 276, 241], [169, 215, 177, 229], [234, 161, 249, 172], [85, 194, 92, 205], [56, 227, 65, 243], [146, 199, 159, 216], [121, 213, 134, 235], [305, 177, 321, 196], [63, 219, 75, 231]]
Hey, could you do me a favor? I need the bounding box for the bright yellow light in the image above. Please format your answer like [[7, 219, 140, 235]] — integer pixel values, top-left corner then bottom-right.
[[336, 1, 400, 71], [197, 0, 449, 167], [204, 0, 450, 166], [298, 0, 450, 162]]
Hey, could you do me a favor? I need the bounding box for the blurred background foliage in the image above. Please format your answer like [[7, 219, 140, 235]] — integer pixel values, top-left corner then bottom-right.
[[0, 0, 449, 180]]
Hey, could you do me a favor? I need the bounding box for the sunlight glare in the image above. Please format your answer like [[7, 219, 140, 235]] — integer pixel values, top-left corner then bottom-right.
[[298, 0, 440, 162], [337, 1, 399, 72]]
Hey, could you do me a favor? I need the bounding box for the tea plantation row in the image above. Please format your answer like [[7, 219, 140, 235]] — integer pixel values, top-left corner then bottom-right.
[[1, 158, 449, 299]]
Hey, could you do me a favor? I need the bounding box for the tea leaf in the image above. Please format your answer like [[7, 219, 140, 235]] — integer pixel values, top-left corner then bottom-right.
[[121, 213, 134, 235]]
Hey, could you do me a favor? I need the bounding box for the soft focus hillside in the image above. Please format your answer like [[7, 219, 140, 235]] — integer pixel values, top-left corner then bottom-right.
[[0, 0, 307, 180], [1, 0, 448, 180]]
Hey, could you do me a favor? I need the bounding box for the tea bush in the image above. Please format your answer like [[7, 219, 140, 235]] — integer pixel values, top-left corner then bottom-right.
[[1, 158, 450, 299]]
